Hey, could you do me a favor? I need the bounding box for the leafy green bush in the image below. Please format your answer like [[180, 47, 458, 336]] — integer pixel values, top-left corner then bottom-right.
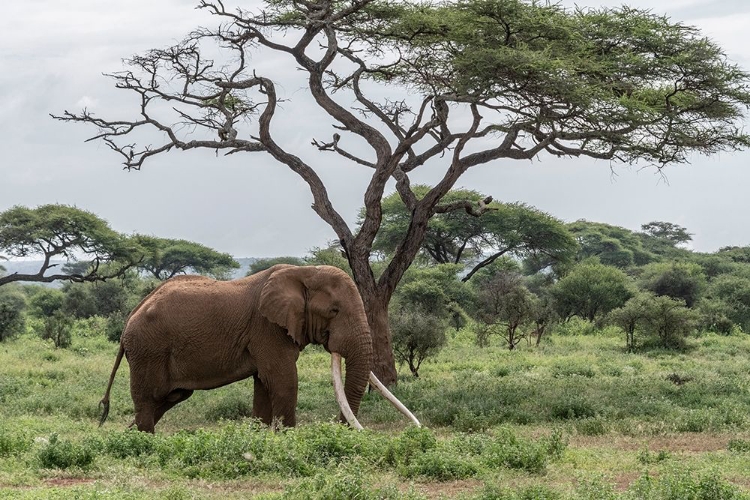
[[0, 427, 31, 456], [400, 448, 479, 480], [38, 311, 73, 348], [728, 438, 750, 453], [104, 430, 157, 459], [390, 306, 447, 377], [0, 288, 26, 342], [105, 311, 127, 343], [37, 433, 95, 469]]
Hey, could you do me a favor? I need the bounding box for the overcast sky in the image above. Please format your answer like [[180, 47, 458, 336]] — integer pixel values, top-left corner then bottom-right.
[[1, 0, 749, 259]]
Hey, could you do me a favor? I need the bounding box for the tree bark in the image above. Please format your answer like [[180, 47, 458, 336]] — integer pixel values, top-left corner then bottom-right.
[[361, 289, 398, 386]]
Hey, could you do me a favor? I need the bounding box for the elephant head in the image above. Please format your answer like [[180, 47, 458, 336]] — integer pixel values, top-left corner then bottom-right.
[[258, 265, 419, 428]]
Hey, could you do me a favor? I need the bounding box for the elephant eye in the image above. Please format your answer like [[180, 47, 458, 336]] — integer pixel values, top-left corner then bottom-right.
[[330, 307, 340, 315]]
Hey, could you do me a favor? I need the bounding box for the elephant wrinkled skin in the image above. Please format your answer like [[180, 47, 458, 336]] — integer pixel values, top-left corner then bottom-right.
[[99, 264, 377, 432]]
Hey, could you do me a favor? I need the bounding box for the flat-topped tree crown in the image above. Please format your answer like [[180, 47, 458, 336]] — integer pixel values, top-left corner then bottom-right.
[[54, 0, 750, 385]]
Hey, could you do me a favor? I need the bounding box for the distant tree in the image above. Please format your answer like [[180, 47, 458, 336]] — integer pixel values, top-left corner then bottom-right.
[[57, 0, 750, 384], [247, 256, 305, 275], [28, 289, 65, 318], [641, 222, 692, 245], [643, 296, 698, 349], [0, 287, 26, 342], [135, 235, 239, 280], [395, 264, 473, 319], [474, 270, 536, 350], [390, 307, 447, 378], [638, 262, 706, 307], [304, 244, 353, 276], [608, 293, 653, 351], [609, 293, 698, 350], [705, 274, 750, 332], [39, 311, 73, 349], [567, 221, 655, 268], [553, 260, 633, 322], [372, 187, 576, 281], [0, 205, 142, 287]]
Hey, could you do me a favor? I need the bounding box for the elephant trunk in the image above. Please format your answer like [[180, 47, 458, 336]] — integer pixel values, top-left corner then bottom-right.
[[331, 325, 372, 427]]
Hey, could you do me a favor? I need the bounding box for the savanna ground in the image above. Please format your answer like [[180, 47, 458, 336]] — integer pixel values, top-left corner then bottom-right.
[[2, 320, 750, 499]]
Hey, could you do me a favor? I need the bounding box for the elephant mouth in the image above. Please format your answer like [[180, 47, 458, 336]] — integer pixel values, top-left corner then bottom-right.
[[331, 353, 421, 429]]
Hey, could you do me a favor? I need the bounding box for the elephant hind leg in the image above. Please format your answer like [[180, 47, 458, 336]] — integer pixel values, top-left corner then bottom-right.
[[153, 389, 194, 427]]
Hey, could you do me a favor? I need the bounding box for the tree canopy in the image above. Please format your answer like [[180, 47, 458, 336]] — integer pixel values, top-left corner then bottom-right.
[[134, 235, 239, 280], [371, 186, 576, 281], [0, 205, 141, 287], [56, 0, 750, 384]]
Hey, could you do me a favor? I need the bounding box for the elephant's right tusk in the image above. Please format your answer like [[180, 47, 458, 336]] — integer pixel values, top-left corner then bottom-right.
[[369, 371, 422, 427], [331, 353, 364, 430]]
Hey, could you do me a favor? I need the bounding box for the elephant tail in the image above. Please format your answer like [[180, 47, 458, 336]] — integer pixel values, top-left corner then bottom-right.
[[99, 344, 125, 427]]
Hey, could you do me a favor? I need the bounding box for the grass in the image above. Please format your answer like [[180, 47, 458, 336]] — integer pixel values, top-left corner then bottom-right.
[[1, 322, 750, 498]]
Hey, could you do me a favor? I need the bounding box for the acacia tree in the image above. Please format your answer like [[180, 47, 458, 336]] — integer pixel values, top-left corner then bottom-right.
[[55, 0, 750, 384], [135, 235, 239, 280], [372, 186, 576, 281], [0, 205, 142, 287]]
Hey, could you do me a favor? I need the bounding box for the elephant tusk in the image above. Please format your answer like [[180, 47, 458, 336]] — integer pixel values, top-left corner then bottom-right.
[[331, 353, 364, 431], [368, 371, 422, 427]]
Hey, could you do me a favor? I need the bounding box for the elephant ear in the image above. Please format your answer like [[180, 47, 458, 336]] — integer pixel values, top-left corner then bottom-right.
[[259, 266, 309, 346]]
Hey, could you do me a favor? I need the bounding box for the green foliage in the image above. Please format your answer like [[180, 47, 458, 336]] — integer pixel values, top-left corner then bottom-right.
[[247, 256, 305, 275], [474, 270, 538, 350], [204, 392, 254, 421], [639, 261, 706, 308], [553, 260, 633, 321], [609, 293, 699, 350], [568, 220, 655, 268], [370, 186, 576, 281], [0, 287, 26, 341], [0, 204, 142, 286], [705, 274, 750, 332], [37, 434, 95, 470], [38, 311, 74, 348], [105, 312, 127, 343], [629, 468, 747, 500], [304, 244, 352, 276], [390, 307, 447, 377], [0, 427, 31, 456], [134, 235, 239, 280], [28, 288, 65, 318]]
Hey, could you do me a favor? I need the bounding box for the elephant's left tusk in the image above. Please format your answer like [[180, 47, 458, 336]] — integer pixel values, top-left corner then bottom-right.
[[331, 353, 364, 430], [369, 372, 422, 427]]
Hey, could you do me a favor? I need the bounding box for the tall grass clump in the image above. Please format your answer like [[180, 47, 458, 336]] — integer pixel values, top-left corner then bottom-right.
[[37, 433, 95, 470]]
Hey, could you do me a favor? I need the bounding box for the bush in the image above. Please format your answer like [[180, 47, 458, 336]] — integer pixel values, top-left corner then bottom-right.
[[390, 307, 447, 377], [38, 311, 73, 348], [37, 433, 95, 469], [0, 428, 31, 456], [105, 311, 127, 343], [204, 393, 254, 421], [0, 288, 26, 341], [104, 430, 157, 459]]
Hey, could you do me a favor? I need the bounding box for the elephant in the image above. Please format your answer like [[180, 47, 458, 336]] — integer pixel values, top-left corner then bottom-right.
[[99, 264, 419, 432]]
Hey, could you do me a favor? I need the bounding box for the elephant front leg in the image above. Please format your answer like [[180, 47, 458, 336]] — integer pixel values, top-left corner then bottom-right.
[[252, 375, 273, 425], [256, 365, 298, 427]]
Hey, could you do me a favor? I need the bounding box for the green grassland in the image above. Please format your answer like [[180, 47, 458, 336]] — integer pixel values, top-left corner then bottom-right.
[[2, 322, 750, 499]]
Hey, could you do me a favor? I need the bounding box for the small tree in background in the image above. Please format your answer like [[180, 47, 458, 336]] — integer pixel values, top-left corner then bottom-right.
[[609, 293, 698, 350], [474, 270, 537, 350], [40, 311, 73, 349], [390, 307, 447, 377], [0, 287, 26, 342], [553, 260, 633, 322], [639, 261, 706, 308], [135, 235, 239, 280]]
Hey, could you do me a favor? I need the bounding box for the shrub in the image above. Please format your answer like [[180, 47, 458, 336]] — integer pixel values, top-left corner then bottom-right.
[[37, 433, 95, 469], [390, 307, 447, 377], [204, 393, 254, 421], [0, 428, 31, 456], [0, 288, 26, 341], [105, 311, 127, 343], [104, 430, 157, 459], [38, 311, 73, 348]]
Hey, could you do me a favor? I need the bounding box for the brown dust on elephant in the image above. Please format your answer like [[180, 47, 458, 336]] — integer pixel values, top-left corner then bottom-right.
[[99, 264, 419, 432]]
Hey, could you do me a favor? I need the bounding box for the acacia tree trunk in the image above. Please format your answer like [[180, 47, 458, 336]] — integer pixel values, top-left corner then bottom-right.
[[362, 290, 398, 386]]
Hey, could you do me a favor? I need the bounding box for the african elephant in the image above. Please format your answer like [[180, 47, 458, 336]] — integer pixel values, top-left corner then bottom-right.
[[99, 264, 419, 432]]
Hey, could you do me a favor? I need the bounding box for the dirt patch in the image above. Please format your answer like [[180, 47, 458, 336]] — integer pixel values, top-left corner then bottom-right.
[[410, 479, 484, 499], [44, 478, 96, 487], [571, 433, 732, 453]]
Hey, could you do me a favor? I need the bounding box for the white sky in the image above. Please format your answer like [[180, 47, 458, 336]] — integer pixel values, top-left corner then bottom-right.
[[1, 0, 749, 258]]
